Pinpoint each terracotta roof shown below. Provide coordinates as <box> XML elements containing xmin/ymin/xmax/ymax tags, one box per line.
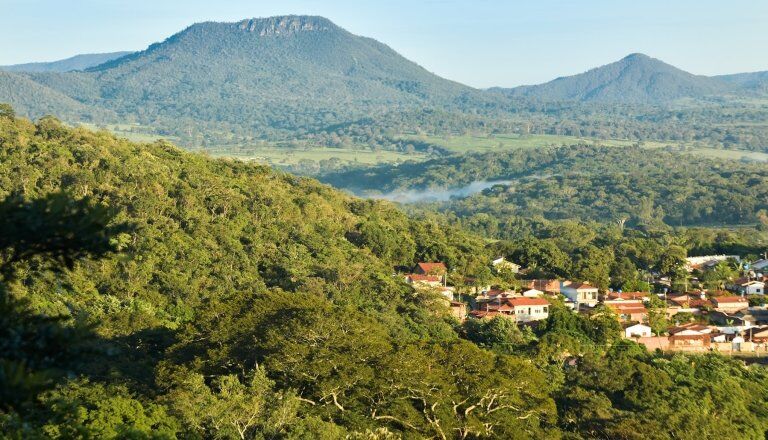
<box><xmin>416</xmin><ymin>262</ymin><xmax>447</xmax><ymax>274</ymax></box>
<box><xmin>607</xmin><ymin>303</ymin><xmax>648</xmax><ymax>314</ymax></box>
<box><xmin>607</xmin><ymin>291</ymin><xmax>650</xmax><ymax>300</ymax></box>
<box><xmin>566</xmin><ymin>282</ymin><xmax>597</xmax><ymax>290</ymax></box>
<box><xmin>486</xmin><ymin>289</ymin><xmax>515</xmax><ymax>298</ymax></box>
<box><xmin>509</xmin><ymin>297</ymin><xmax>549</xmax><ymax>306</ymax></box>
<box><xmin>713</xmin><ymin>296</ymin><xmax>748</xmax><ymax>304</ymax></box>
<box><xmin>525</xmin><ymin>279</ymin><xmax>561</xmax><ymax>292</ymax></box>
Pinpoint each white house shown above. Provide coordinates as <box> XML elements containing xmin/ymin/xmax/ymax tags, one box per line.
<box><xmin>507</xmin><ymin>297</ymin><xmax>550</xmax><ymax>323</ymax></box>
<box><xmin>521</xmin><ymin>288</ymin><xmax>544</xmax><ymax>297</ymax></box>
<box><xmin>624</xmin><ymin>323</ymin><xmax>652</xmax><ymax>338</ymax></box>
<box><xmin>740</xmin><ymin>281</ymin><xmax>765</xmax><ymax>296</ymax></box>
<box><xmin>491</xmin><ymin>257</ymin><xmax>520</xmax><ymax>274</ymax></box>
<box><xmin>560</xmin><ymin>281</ymin><xmax>599</xmax><ymax>307</ymax></box>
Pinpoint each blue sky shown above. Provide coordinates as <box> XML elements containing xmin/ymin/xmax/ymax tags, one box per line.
<box><xmin>1</xmin><ymin>0</ymin><xmax>767</xmax><ymax>88</ymax></box>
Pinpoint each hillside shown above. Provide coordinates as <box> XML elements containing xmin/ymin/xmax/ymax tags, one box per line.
<box><xmin>0</xmin><ymin>51</ymin><xmax>132</xmax><ymax>73</ymax></box>
<box><xmin>3</xmin><ymin>111</ymin><xmax>768</xmax><ymax>437</ymax></box>
<box><xmin>497</xmin><ymin>53</ymin><xmax>737</xmax><ymax>103</ymax></box>
<box><xmin>0</xmin><ymin>71</ymin><xmax>113</xmax><ymax>121</ymax></box>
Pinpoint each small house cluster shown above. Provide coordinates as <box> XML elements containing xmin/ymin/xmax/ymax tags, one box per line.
<box><xmin>400</xmin><ymin>253</ymin><xmax>768</xmax><ymax>354</ymax></box>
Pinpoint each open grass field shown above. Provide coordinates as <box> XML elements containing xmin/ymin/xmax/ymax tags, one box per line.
<box><xmin>401</xmin><ymin>133</ymin><xmax>768</xmax><ymax>161</ymax></box>
<box><xmin>212</xmin><ymin>147</ymin><xmax>428</xmax><ymax>166</ymax></box>
<box><xmin>79</xmin><ymin>122</ymin><xmax>768</xmax><ymax>167</ymax></box>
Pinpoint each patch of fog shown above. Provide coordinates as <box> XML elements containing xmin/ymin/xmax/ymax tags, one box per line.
<box><xmin>367</xmin><ymin>180</ymin><xmax>513</xmax><ymax>203</ymax></box>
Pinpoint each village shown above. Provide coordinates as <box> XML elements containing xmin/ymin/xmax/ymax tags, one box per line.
<box><xmin>402</xmin><ymin>254</ymin><xmax>768</xmax><ymax>355</ymax></box>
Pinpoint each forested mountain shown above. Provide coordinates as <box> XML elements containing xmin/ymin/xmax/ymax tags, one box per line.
<box><xmin>0</xmin><ymin>51</ymin><xmax>132</xmax><ymax>73</ymax></box>
<box><xmin>0</xmin><ymin>16</ymin><xmax>490</xmax><ymax>143</ymax></box>
<box><xmin>495</xmin><ymin>53</ymin><xmax>738</xmax><ymax>103</ymax></box>
<box><xmin>0</xmin><ymin>71</ymin><xmax>115</xmax><ymax>122</ymax></box>
<box><xmin>2</xmin><ymin>17</ymin><xmax>767</xmax><ymax>152</ymax></box>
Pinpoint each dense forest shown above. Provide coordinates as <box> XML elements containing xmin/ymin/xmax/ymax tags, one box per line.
<box><xmin>322</xmin><ymin>145</ymin><xmax>768</xmax><ymax>227</ymax></box>
<box><xmin>2</xmin><ymin>108</ymin><xmax>768</xmax><ymax>438</ymax></box>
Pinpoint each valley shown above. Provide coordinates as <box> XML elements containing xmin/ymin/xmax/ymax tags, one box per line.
<box><xmin>2</xmin><ymin>9</ymin><xmax>768</xmax><ymax>440</ymax></box>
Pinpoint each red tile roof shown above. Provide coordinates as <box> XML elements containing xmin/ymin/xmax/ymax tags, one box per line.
<box><xmin>607</xmin><ymin>291</ymin><xmax>650</xmax><ymax>300</ymax></box>
<box><xmin>509</xmin><ymin>297</ymin><xmax>550</xmax><ymax>306</ymax></box>
<box><xmin>416</xmin><ymin>262</ymin><xmax>447</xmax><ymax>274</ymax></box>
<box><xmin>607</xmin><ymin>303</ymin><xmax>648</xmax><ymax>314</ymax></box>
<box><xmin>567</xmin><ymin>282</ymin><xmax>597</xmax><ymax>290</ymax></box>
<box><xmin>713</xmin><ymin>296</ymin><xmax>748</xmax><ymax>304</ymax></box>
<box><xmin>525</xmin><ymin>279</ymin><xmax>561</xmax><ymax>292</ymax></box>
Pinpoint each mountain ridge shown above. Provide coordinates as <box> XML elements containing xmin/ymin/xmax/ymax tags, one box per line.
<box><xmin>0</xmin><ymin>16</ymin><xmax>766</xmax><ymax>148</ymax></box>
<box><xmin>495</xmin><ymin>52</ymin><xmax>739</xmax><ymax>103</ymax></box>
<box><xmin>0</xmin><ymin>51</ymin><xmax>133</xmax><ymax>73</ymax></box>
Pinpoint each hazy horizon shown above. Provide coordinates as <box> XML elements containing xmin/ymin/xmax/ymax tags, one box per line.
<box><xmin>2</xmin><ymin>0</ymin><xmax>767</xmax><ymax>88</ymax></box>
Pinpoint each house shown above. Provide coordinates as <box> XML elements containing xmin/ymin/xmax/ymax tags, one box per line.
<box><xmin>744</xmin><ymin>326</ymin><xmax>768</xmax><ymax>343</ymax></box>
<box><xmin>606</xmin><ymin>302</ymin><xmax>648</xmax><ymax>323</ymax></box>
<box><xmin>473</xmin><ymin>297</ymin><xmax>550</xmax><ymax>323</ymax></box>
<box><xmin>414</xmin><ymin>262</ymin><xmax>447</xmax><ymax>276</ymax></box>
<box><xmin>524</xmin><ymin>279</ymin><xmax>561</xmax><ymax>294</ymax></box>
<box><xmin>709</xmin><ymin>310</ymin><xmax>751</xmax><ymax>327</ymax></box>
<box><xmin>667</xmin><ymin>293</ymin><xmax>712</xmax><ymax>309</ymax></box>
<box><xmin>685</xmin><ymin>255</ymin><xmax>740</xmax><ymax>272</ymax></box>
<box><xmin>605</xmin><ymin>291</ymin><xmax>650</xmax><ymax>301</ymax></box>
<box><xmin>737</xmin><ymin>281</ymin><xmax>765</xmax><ymax>296</ymax></box>
<box><xmin>411</xmin><ymin>262</ymin><xmax>447</xmax><ymax>285</ymax></box>
<box><xmin>667</xmin><ymin>325</ymin><xmax>714</xmax><ymax>351</ymax></box>
<box><xmin>506</xmin><ymin>297</ymin><xmax>550</xmax><ymax>323</ymax></box>
<box><xmin>521</xmin><ymin>288</ymin><xmax>544</xmax><ymax>298</ymax></box>
<box><xmin>449</xmin><ymin>301</ymin><xmax>467</xmax><ymax>321</ymax></box>
<box><xmin>668</xmin><ymin>333</ymin><xmax>711</xmax><ymax>351</ymax></box>
<box><xmin>712</xmin><ymin>296</ymin><xmax>749</xmax><ymax>313</ymax></box>
<box><xmin>625</xmin><ymin>323</ymin><xmax>652</xmax><ymax>338</ymax></box>
<box><xmin>485</xmin><ymin>289</ymin><xmax>517</xmax><ymax>299</ymax></box>
<box><xmin>560</xmin><ymin>281</ymin><xmax>599</xmax><ymax>307</ymax></box>
<box><xmin>491</xmin><ymin>257</ymin><xmax>520</xmax><ymax>273</ymax></box>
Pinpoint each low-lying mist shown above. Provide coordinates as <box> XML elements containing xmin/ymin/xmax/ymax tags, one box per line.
<box><xmin>366</xmin><ymin>180</ymin><xmax>513</xmax><ymax>203</ymax></box>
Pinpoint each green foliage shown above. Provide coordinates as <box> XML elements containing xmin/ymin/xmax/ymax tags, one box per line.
<box><xmin>325</xmin><ymin>145</ymin><xmax>768</xmax><ymax>227</ymax></box>
<box><xmin>3</xmin><ymin>111</ymin><xmax>768</xmax><ymax>439</ymax></box>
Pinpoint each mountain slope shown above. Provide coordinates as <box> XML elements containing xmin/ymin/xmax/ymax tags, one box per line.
<box><xmin>0</xmin><ymin>51</ymin><xmax>133</xmax><ymax>73</ymax></box>
<box><xmin>0</xmin><ymin>16</ymin><xmax>484</xmax><ymax>141</ymax></box>
<box><xmin>0</xmin><ymin>71</ymin><xmax>111</xmax><ymax>121</ymax></box>
<box><xmin>498</xmin><ymin>53</ymin><xmax>736</xmax><ymax>103</ymax></box>
<box><xmin>716</xmin><ymin>71</ymin><xmax>768</xmax><ymax>93</ymax></box>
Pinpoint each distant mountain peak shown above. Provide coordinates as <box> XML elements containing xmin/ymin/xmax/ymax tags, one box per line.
<box><xmin>621</xmin><ymin>52</ymin><xmax>652</xmax><ymax>61</ymax></box>
<box><xmin>503</xmin><ymin>53</ymin><xmax>734</xmax><ymax>103</ymax></box>
<box><xmin>236</xmin><ymin>15</ymin><xmax>337</xmax><ymax>36</ymax></box>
